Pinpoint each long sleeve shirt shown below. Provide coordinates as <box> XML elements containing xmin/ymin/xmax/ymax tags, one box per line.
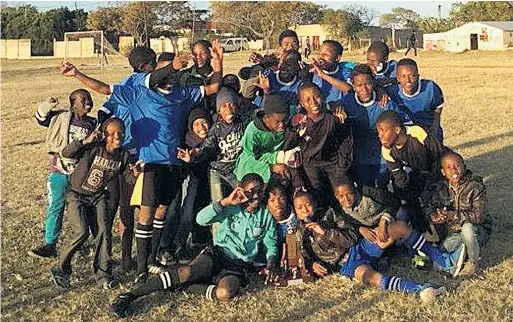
<box><xmin>62</xmin><ymin>140</ymin><xmax>135</xmax><ymax>196</ymax></box>
<box><xmin>197</xmin><ymin>202</ymin><xmax>278</xmax><ymax>264</ymax></box>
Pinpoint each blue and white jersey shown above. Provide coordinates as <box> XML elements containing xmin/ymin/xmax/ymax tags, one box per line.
<box><xmin>109</xmin><ymin>83</ymin><xmax>204</xmax><ymax>165</ymax></box>
<box><xmin>253</xmin><ymin>70</ymin><xmax>303</xmax><ymax>114</ymax></box>
<box><xmin>101</xmin><ymin>72</ymin><xmax>148</xmax><ymax>153</ymax></box>
<box><xmin>374</xmin><ymin>60</ymin><xmax>397</xmax><ymax>80</ymax></box>
<box><xmin>312</xmin><ymin>61</ymin><xmax>357</xmax><ymax>104</ymax></box>
<box><xmin>386</xmin><ymin>79</ymin><xmax>444</xmax><ymax>135</ymax></box>
<box><xmin>343</xmin><ymin>91</ymin><xmax>403</xmax><ymax>166</ymax></box>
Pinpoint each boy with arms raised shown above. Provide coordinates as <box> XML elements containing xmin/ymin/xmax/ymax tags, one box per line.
<box><xmin>110</xmin><ymin>173</ymin><xmax>278</xmax><ymax>317</ymax></box>
<box><xmin>29</xmin><ymin>90</ymin><xmax>97</xmax><ymax>259</ymax></box>
<box><xmin>60</xmin><ymin>40</ymin><xmax>224</xmax><ymax>284</ymax></box>
<box><xmin>423</xmin><ymin>152</ymin><xmax>492</xmax><ymax>277</ymax></box>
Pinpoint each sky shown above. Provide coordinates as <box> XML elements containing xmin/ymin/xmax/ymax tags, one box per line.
<box><xmin>8</xmin><ymin>0</ymin><xmax>458</xmax><ymax>23</ymax></box>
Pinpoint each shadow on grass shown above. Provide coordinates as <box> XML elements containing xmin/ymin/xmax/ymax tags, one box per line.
<box><xmin>462</xmin><ymin>140</ymin><xmax>513</xmax><ymax>270</ymax></box>
<box><xmin>451</xmin><ymin>131</ymin><xmax>513</xmax><ymax>150</ymax></box>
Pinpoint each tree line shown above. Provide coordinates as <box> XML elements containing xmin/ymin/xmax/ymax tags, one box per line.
<box><xmin>1</xmin><ymin>1</ymin><xmax>512</xmax><ymax>55</ymax></box>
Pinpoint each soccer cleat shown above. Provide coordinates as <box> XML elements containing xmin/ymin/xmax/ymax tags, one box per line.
<box><xmin>28</xmin><ymin>244</ymin><xmax>57</xmax><ymax>259</ymax></box>
<box><xmin>110</xmin><ymin>293</ymin><xmax>134</xmax><ymax>318</ymax></box>
<box><xmin>450</xmin><ymin>244</ymin><xmax>467</xmax><ymax>277</ymax></box>
<box><xmin>50</xmin><ymin>267</ymin><xmax>70</xmax><ymax>291</ymax></box>
<box><xmin>99</xmin><ymin>277</ymin><xmax>118</xmax><ymax>290</ymax></box>
<box><xmin>148</xmin><ymin>264</ymin><xmax>165</xmax><ymax>275</ymax></box>
<box><xmin>419</xmin><ymin>285</ymin><xmax>447</xmax><ymax>303</ymax></box>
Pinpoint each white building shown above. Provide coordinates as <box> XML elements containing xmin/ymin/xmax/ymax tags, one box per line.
<box><xmin>424</xmin><ymin>21</ymin><xmax>513</xmax><ymax>52</ymax></box>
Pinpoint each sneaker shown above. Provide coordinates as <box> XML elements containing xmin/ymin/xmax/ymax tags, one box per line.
<box><xmin>419</xmin><ymin>285</ymin><xmax>447</xmax><ymax>303</ymax></box>
<box><xmin>50</xmin><ymin>267</ymin><xmax>70</xmax><ymax>291</ymax></box>
<box><xmin>28</xmin><ymin>244</ymin><xmax>57</xmax><ymax>259</ymax></box>
<box><xmin>148</xmin><ymin>264</ymin><xmax>165</xmax><ymax>275</ymax></box>
<box><xmin>98</xmin><ymin>277</ymin><xmax>118</xmax><ymax>290</ymax></box>
<box><xmin>159</xmin><ymin>251</ymin><xmax>177</xmax><ymax>267</ymax></box>
<box><xmin>111</xmin><ymin>293</ymin><xmax>134</xmax><ymax>318</ymax></box>
<box><xmin>459</xmin><ymin>262</ymin><xmax>478</xmax><ymax>277</ymax></box>
<box><xmin>450</xmin><ymin>244</ymin><xmax>467</xmax><ymax>277</ymax></box>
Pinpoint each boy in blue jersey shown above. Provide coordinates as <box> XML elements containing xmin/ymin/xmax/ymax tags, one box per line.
<box><xmin>60</xmin><ymin>39</ymin><xmax>224</xmax><ymax>284</ymax></box>
<box><xmin>293</xmin><ymin>190</ymin><xmax>465</xmax><ymax>303</ymax></box>
<box><xmin>242</xmin><ymin>49</ymin><xmax>304</xmax><ymax>114</ymax></box>
<box><xmin>366</xmin><ymin>41</ymin><xmax>398</xmax><ymax>88</ymax></box>
<box><xmin>310</xmin><ymin>40</ymin><xmax>356</xmax><ymax>105</ymax></box>
<box><xmin>110</xmin><ymin>173</ymin><xmax>279</xmax><ymax>317</ymax></box>
<box><xmin>343</xmin><ymin>64</ymin><xmax>403</xmax><ymax>188</ymax></box>
<box><xmin>386</xmin><ymin>58</ymin><xmax>445</xmax><ymax>141</ymax></box>
<box><xmin>99</xmin><ymin>46</ymin><xmax>158</xmax><ymax>272</ymax></box>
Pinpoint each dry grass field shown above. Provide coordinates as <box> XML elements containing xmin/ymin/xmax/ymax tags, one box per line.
<box><xmin>2</xmin><ymin>50</ymin><xmax>513</xmax><ymax>321</ymax></box>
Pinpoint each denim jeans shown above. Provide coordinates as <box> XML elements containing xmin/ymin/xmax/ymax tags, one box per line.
<box><xmin>442</xmin><ymin>223</ymin><xmax>490</xmax><ymax>263</ymax></box>
<box><xmin>209</xmin><ymin>169</ymin><xmax>237</xmax><ymax>202</ymax></box>
<box><xmin>44</xmin><ymin>172</ymin><xmax>69</xmax><ymax>245</ymax></box>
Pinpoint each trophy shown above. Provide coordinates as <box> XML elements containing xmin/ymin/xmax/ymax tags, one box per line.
<box><xmin>276</xmin><ymin>232</ymin><xmax>314</xmax><ymax>286</ymax></box>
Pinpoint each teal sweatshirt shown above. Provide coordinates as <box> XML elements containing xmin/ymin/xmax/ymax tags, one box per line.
<box><xmin>197</xmin><ymin>201</ymin><xmax>278</xmax><ymax>264</ymax></box>
<box><xmin>234</xmin><ymin>112</ymin><xmax>285</xmax><ymax>183</ymax></box>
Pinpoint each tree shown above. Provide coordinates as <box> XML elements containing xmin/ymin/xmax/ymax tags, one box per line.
<box><xmin>321</xmin><ymin>9</ymin><xmax>364</xmax><ymax>42</ymax></box>
<box><xmin>211</xmin><ymin>1</ymin><xmax>318</xmax><ymax>49</ymax></box>
<box><xmin>379</xmin><ymin>7</ymin><xmax>420</xmax><ymax>29</ymax></box>
<box><xmin>417</xmin><ymin>17</ymin><xmax>455</xmax><ymax>33</ymax></box>
<box><xmin>87</xmin><ymin>6</ymin><xmax>124</xmax><ymax>46</ymax></box>
<box><xmin>345</xmin><ymin>4</ymin><xmax>378</xmax><ymax>27</ymax></box>
<box><xmin>449</xmin><ymin>1</ymin><xmax>513</xmax><ymax>26</ymax></box>
<box><xmin>289</xmin><ymin>2</ymin><xmax>325</xmax><ymax>27</ymax></box>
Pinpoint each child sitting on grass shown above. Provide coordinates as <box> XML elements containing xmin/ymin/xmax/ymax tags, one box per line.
<box><xmin>293</xmin><ymin>189</ymin><xmax>467</xmax><ymax>303</ymax></box>
<box><xmin>50</xmin><ymin>118</ymin><xmax>138</xmax><ymax>290</ymax></box>
<box><xmin>110</xmin><ymin>173</ymin><xmax>278</xmax><ymax>317</ymax></box>
<box><xmin>423</xmin><ymin>152</ymin><xmax>492</xmax><ymax>277</ymax></box>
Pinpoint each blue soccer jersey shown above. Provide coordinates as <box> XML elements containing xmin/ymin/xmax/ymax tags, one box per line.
<box><xmin>101</xmin><ymin>72</ymin><xmax>148</xmax><ymax>152</ymax></box>
<box><xmin>312</xmin><ymin>61</ymin><xmax>357</xmax><ymax>104</ymax></box>
<box><xmin>253</xmin><ymin>70</ymin><xmax>303</xmax><ymax>114</ymax></box>
<box><xmin>386</xmin><ymin>79</ymin><xmax>444</xmax><ymax>137</ymax></box>
<box><xmin>374</xmin><ymin>60</ymin><xmax>397</xmax><ymax>80</ymax></box>
<box><xmin>343</xmin><ymin>91</ymin><xmax>402</xmax><ymax>166</ymax></box>
<box><xmin>109</xmin><ymin>84</ymin><xmax>203</xmax><ymax>165</ymax></box>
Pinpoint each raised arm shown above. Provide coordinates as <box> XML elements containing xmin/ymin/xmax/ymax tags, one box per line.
<box><xmin>310</xmin><ymin>58</ymin><xmax>352</xmax><ymax>94</ymax></box>
<box><xmin>61</xmin><ymin>62</ymin><xmax>111</xmax><ymax>95</ymax></box>
<box><xmin>204</xmin><ymin>39</ymin><xmax>223</xmax><ymax>96</ymax></box>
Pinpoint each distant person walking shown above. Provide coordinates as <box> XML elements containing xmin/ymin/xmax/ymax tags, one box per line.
<box><xmin>405</xmin><ymin>30</ymin><xmax>417</xmax><ymax>57</ymax></box>
<box><xmin>305</xmin><ymin>36</ymin><xmax>312</xmax><ymax>59</ymax></box>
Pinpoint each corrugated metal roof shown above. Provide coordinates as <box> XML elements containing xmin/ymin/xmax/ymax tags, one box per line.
<box><xmin>478</xmin><ymin>21</ymin><xmax>513</xmax><ymax>31</ymax></box>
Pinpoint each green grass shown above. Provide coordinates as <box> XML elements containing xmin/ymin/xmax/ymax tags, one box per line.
<box><xmin>2</xmin><ymin>51</ymin><xmax>513</xmax><ymax>321</ymax></box>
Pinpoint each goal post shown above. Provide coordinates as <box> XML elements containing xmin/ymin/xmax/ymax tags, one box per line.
<box><xmin>64</xmin><ymin>31</ymin><xmax>120</xmax><ymax>69</ymax></box>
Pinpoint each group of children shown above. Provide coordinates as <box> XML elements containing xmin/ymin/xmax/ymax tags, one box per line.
<box><xmin>29</xmin><ymin>29</ymin><xmax>492</xmax><ymax>317</ymax></box>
